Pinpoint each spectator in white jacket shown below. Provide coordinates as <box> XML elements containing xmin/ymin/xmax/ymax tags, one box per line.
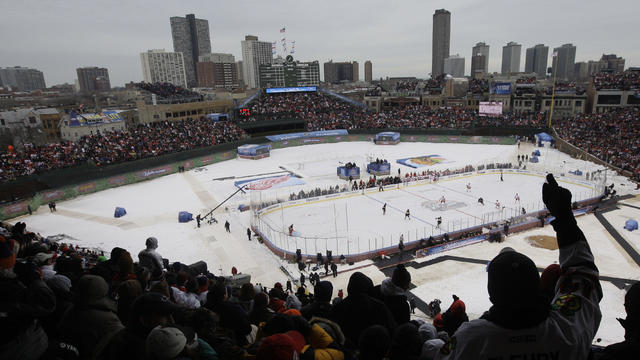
<box><xmin>138</xmin><ymin>237</ymin><xmax>164</xmax><ymax>278</ymax></box>
<box><xmin>443</xmin><ymin>174</ymin><xmax>602</xmax><ymax>359</ymax></box>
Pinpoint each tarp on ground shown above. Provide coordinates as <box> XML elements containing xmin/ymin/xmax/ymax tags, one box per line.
<box><xmin>179</xmin><ymin>211</ymin><xmax>193</xmax><ymax>223</ymax></box>
<box><xmin>535</xmin><ymin>132</ymin><xmax>555</xmax><ymax>144</ymax></box>
<box><xmin>624</xmin><ymin>219</ymin><xmax>638</xmax><ymax>231</ymax></box>
<box><xmin>114</xmin><ymin>207</ymin><xmax>127</xmax><ymax>218</ymax></box>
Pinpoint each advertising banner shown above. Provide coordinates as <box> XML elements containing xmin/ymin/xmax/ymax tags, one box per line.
<box><xmin>396</xmin><ymin>154</ymin><xmax>449</xmax><ymax>168</ymax></box>
<box><xmin>266</xmin><ymin>86</ymin><xmax>317</xmax><ymax>93</ymax></box>
<box><xmin>479</xmin><ymin>102</ymin><xmax>503</xmax><ymax>116</ymax></box>
<box><xmin>136</xmin><ymin>165</ymin><xmax>173</xmax><ymax>180</ymax></box>
<box><xmin>266</xmin><ymin>130</ymin><xmax>348</xmax><ymax>142</ymax></box>
<box><xmin>234</xmin><ymin>174</ymin><xmax>306</xmax><ymax>190</ymax></box>
<box><xmin>490</xmin><ymin>82</ymin><xmax>511</xmax><ymax>95</ymax></box>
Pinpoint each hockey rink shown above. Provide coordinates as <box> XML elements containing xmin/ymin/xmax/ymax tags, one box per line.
<box><xmin>8</xmin><ymin>140</ymin><xmax>640</xmax><ymax>346</ymax></box>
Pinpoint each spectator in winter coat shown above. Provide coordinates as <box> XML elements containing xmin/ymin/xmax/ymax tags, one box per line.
<box><xmin>90</xmin><ymin>247</ymin><xmax>127</xmax><ymax>284</ymax></box>
<box><xmin>0</xmin><ymin>236</ymin><xmax>56</xmax><ymax>360</ymax></box>
<box><xmin>433</xmin><ymin>294</ymin><xmax>469</xmax><ymax>336</ymax></box>
<box><xmin>389</xmin><ymin>322</ymin><xmax>423</xmax><ymax>360</ymax></box>
<box><xmin>371</xmin><ymin>264</ymin><xmax>412</xmax><ymax>325</ymax></box>
<box><xmin>599</xmin><ymin>281</ymin><xmax>640</xmax><ymax>359</ymax></box>
<box><xmin>302</xmin><ymin>281</ymin><xmax>334</xmax><ymax>320</ymax></box>
<box><xmin>330</xmin><ymin>271</ymin><xmax>396</xmax><ymax>347</ymax></box>
<box><xmin>446</xmin><ymin>174</ymin><xmax>602</xmax><ymax>359</ymax></box>
<box><xmin>205</xmin><ymin>281</ymin><xmax>253</xmax><ymax>346</ymax></box>
<box><xmin>138</xmin><ymin>237</ymin><xmax>164</xmax><ymax>276</ymax></box>
<box><xmin>58</xmin><ymin>275</ymin><xmax>124</xmax><ymax>358</ymax></box>
<box><xmin>358</xmin><ymin>325</ymin><xmax>391</xmax><ymax>360</ymax></box>
<box><xmin>98</xmin><ymin>292</ymin><xmax>180</xmax><ymax>360</ymax></box>
<box><xmin>115</xmin><ymin>279</ymin><xmax>143</xmax><ymax>325</ymax></box>
<box><xmin>249</xmin><ymin>292</ymin><xmax>275</xmax><ymax>326</ymax></box>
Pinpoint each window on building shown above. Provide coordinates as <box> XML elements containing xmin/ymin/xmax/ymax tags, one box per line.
<box><xmin>575</xmin><ymin>101</ymin><xmax>582</xmax><ymax>106</ymax></box>
<box><xmin>29</xmin><ymin>116</ymin><xmax>36</xmax><ymax>124</ymax></box>
<box><xmin>166</xmin><ymin>113</ymin><xmax>172</xmax><ymax>118</ymax></box>
<box><xmin>545</xmin><ymin>100</ymin><xmax>551</xmax><ymax>106</ymax></box>
<box><xmin>153</xmin><ymin>114</ymin><xmax>160</xmax><ymax>119</ymax></box>
<box><xmin>524</xmin><ymin>101</ymin><xmax>532</xmax><ymax>107</ymax></box>
<box><xmin>1</xmin><ymin>119</ymin><xmax>5</xmax><ymax>125</ymax></box>
<box><xmin>180</xmin><ymin>111</ymin><xmax>186</xmax><ymax>117</ymax></box>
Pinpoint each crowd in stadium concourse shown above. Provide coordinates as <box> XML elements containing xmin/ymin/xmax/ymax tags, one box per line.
<box><xmin>1</xmin><ymin>174</ymin><xmax>637</xmax><ymax>359</ymax></box>
<box><xmin>468</xmin><ymin>79</ymin><xmax>489</xmax><ymax>94</ymax></box>
<box><xmin>139</xmin><ymin>82</ymin><xmax>201</xmax><ymax>100</ymax></box>
<box><xmin>516</xmin><ymin>76</ymin><xmax>537</xmax><ymax>84</ymax></box>
<box><xmin>592</xmin><ymin>71</ymin><xmax>640</xmax><ymax>90</ymax></box>
<box><xmin>0</xmin><ymin>118</ymin><xmax>247</xmax><ymax>181</ymax></box>
<box><xmin>394</xmin><ymin>81</ymin><xmax>418</xmax><ymax>92</ymax></box>
<box><xmin>554</xmin><ymin>107</ymin><xmax>640</xmax><ymax>181</ymax></box>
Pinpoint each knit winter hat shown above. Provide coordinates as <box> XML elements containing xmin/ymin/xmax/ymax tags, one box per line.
<box><xmin>146</xmin><ymin>237</ymin><xmax>159</xmax><ymax>249</ymax></box>
<box><xmin>358</xmin><ymin>325</ymin><xmax>391</xmax><ymax>360</ymax></box>
<box><xmin>314</xmin><ymin>281</ymin><xmax>333</xmax><ymax>302</ymax></box>
<box><xmin>75</xmin><ymin>275</ymin><xmax>109</xmax><ymax>305</ymax></box>
<box><xmin>421</xmin><ymin>339</ymin><xmax>445</xmax><ymax>360</ymax></box>
<box><xmin>488</xmin><ymin>248</ymin><xmax>540</xmax><ymax>306</ymax></box>
<box><xmin>418</xmin><ymin>323</ymin><xmax>438</xmax><ymax>342</ymax></box>
<box><xmin>146</xmin><ymin>326</ymin><xmax>187</xmax><ymax>360</ymax></box>
<box><xmin>257</xmin><ymin>330</ymin><xmax>306</xmax><ymax>360</ymax></box>
<box><xmin>34</xmin><ymin>252</ymin><xmax>54</xmax><ymax>265</ymax></box>
<box><xmin>347</xmin><ymin>271</ymin><xmax>373</xmax><ymax>295</ymax></box>
<box><xmin>625</xmin><ymin>281</ymin><xmax>640</xmax><ymax>327</ymax></box>
<box><xmin>391</xmin><ymin>264</ymin><xmax>411</xmax><ymax>290</ymax></box>
<box><xmin>0</xmin><ymin>235</ymin><xmax>15</xmax><ymax>270</ymax></box>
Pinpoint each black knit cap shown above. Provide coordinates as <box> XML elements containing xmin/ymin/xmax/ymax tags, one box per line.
<box><xmin>487</xmin><ymin>248</ymin><xmax>540</xmax><ymax>307</ymax></box>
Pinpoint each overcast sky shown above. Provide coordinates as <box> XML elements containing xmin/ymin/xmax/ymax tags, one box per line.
<box><xmin>1</xmin><ymin>0</ymin><xmax>638</xmax><ymax>87</ymax></box>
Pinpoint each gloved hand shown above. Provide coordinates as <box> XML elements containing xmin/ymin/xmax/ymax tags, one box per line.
<box><xmin>542</xmin><ymin>174</ymin><xmax>576</xmax><ymax>226</ymax></box>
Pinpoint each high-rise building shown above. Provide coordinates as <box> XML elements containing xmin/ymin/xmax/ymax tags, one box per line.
<box><xmin>259</xmin><ymin>56</ymin><xmax>320</xmax><ymax>88</ymax></box>
<box><xmin>76</xmin><ymin>67</ymin><xmax>110</xmax><ymax>93</ymax></box>
<box><xmin>0</xmin><ymin>66</ymin><xmax>46</xmax><ymax>91</ymax></box>
<box><xmin>431</xmin><ymin>9</ymin><xmax>451</xmax><ymax>77</ymax></box>
<box><xmin>140</xmin><ymin>49</ymin><xmax>187</xmax><ymax>87</ymax></box>
<box><xmin>170</xmin><ymin>14</ymin><xmax>211</xmax><ymax>88</ymax></box>
<box><xmin>236</xmin><ymin>61</ymin><xmax>244</xmax><ymax>88</ymax></box>
<box><xmin>574</xmin><ymin>62</ymin><xmax>589</xmax><ymax>82</ymax></box>
<box><xmin>501</xmin><ymin>42</ymin><xmax>521</xmax><ymax>74</ymax></box>
<box><xmin>364</xmin><ymin>61</ymin><xmax>373</xmax><ymax>83</ymax></box>
<box><xmin>524</xmin><ymin>44</ymin><xmax>549</xmax><ymax>78</ymax></box>
<box><xmin>600</xmin><ymin>54</ymin><xmax>625</xmax><ymax>73</ymax></box>
<box><xmin>241</xmin><ymin>35</ymin><xmax>273</xmax><ymax>89</ymax></box>
<box><xmin>197</xmin><ymin>53</ymin><xmax>238</xmax><ymax>89</ymax></box>
<box><xmin>472</xmin><ymin>42</ymin><xmax>490</xmax><ymax>74</ymax></box>
<box><xmin>587</xmin><ymin>60</ymin><xmax>605</xmax><ymax>76</ymax></box>
<box><xmin>471</xmin><ymin>55</ymin><xmax>486</xmax><ymax>78</ymax></box>
<box><xmin>443</xmin><ymin>55</ymin><xmax>465</xmax><ymax>77</ymax></box>
<box><xmin>323</xmin><ymin>61</ymin><xmax>359</xmax><ymax>83</ymax></box>
<box><xmin>552</xmin><ymin>43</ymin><xmax>576</xmax><ymax>80</ymax></box>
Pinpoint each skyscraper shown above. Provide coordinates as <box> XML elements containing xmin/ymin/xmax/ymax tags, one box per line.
<box><xmin>364</xmin><ymin>61</ymin><xmax>372</xmax><ymax>83</ymax></box>
<box><xmin>444</xmin><ymin>55</ymin><xmax>465</xmax><ymax>77</ymax></box>
<box><xmin>0</xmin><ymin>66</ymin><xmax>46</xmax><ymax>91</ymax></box>
<box><xmin>197</xmin><ymin>53</ymin><xmax>238</xmax><ymax>89</ymax></box>
<box><xmin>501</xmin><ymin>42</ymin><xmax>521</xmax><ymax>74</ymax></box>
<box><xmin>170</xmin><ymin>14</ymin><xmax>211</xmax><ymax>88</ymax></box>
<box><xmin>140</xmin><ymin>49</ymin><xmax>187</xmax><ymax>87</ymax></box>
<box><xmin>524</xmin><ymin>44</ymin><xmax>549</xmax><ymax>78</ymax></box>
<box><xmin>76</xmin><ymin>67</ymin><xmax>110</xmax><ymax>93</ymax></box>
<box><xmin>600</xmin><ymin>54</ymin><xmax>625</xmax><ymax>73</ymax></box>
<box><xmin>552</xmin><ymin>44</ymin><xmax>576</xmax><ymax>80</ymax></box>
<box><xmin>471</xmin><ymin>55</ymin><xmax>486</xmax><ymax>78</ymax></box>
<box><xmin>431</xmin><ymin>9</ymin><xmax>451</xmax><ymax>77</ymax></box>
<box><xmin>241</xmin><ymin>35</ymin><xmax>273</xmax><ymax>89</ymax></box>
<box><xmin>323</xmin><ymin>61</ymin><xmax>359</xmax><ymax>83</ymax></box>
<box><xmin>472</xmin><ymin>42</ymin><xmax>490</xmax><ymax>74</ymax></box>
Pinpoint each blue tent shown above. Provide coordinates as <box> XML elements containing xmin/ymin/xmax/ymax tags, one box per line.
<box><xmin>536</xmin><ymin>132</ymin><xmax>555</xmax><ymax>147</ymax></box>
<box><xmin>624</xmin><ymin>219</ymin><xmax>638</xmax><ymax>231</ymax></box>
<box><xmin>114</xmin><ymin>207</ymin><xmax>127</xmax><ymax>218</ymax></box>
<box><xmin>530</xmin><ymin>156</ymin><xmax>539</xmax><ymax>163</ymax></box>
<box><xmin>178</xmin><ymin>211</ymin><xmax>193</xmax><ymax>223</ymax></box>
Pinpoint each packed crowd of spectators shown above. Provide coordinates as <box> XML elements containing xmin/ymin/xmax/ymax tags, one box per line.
<box><xmin>0</xmin><ymin>118</ymin><xmax>247</xmax><ymax>181</ymax></box>
<box><xmin>138</xmin><ymin>82</ymin><xmax>201</xmax><ymax>100</ymax></box>
<box><xmin>554</xmin><ymin>107</ymin><xmax>640</xmax><ymax>181</ymax></box>
<box><xmin>239</xmin><ymin>91</ymin><xmax>549</xmax><ymax>133</ymax></box>
<box><xmin>423</xmin><ymin>75</ymin><xmax>445</xmax><ymax>90</ymax></box>
<box><xmin>592</xmin><ymin>71</ymin><xmax>640</xmax><ymax>90</ymax></box>
<box><xmin>543</xmin><ymin>82</ymin><xmax>585</xmax><ymax>95</ymax></box>
<box><xmin>2</xmin><ymin>173</ymin><xmax>636</xmax><ymax>359</ymax></box>
<box><xmin>468</xmin><ymin>79</ymin><xmax>489</xmax><ymax>94</ymax></box>
<box><xmin>516</xmin><ymin>76</ymin><xmax>537</xmax><ymax>84</ymax></box>
<box><xmin>394</xmin><ymin>81</ymin><xmax>418</xmax><ymax>92</ymax></box>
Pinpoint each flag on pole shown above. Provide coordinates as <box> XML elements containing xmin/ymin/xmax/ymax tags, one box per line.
<box><xmin>280</xmin><ymin>27</ymin><xmax>285</xmax><ymax>33</ymax></box>
<box><xmin>552</xmin><ymin>51</ymin><xmax>558</xmax><ymax>57</ymax></box>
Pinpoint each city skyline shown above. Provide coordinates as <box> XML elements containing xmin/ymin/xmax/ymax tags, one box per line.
<box><xmin>1</xmin><ymin>0</ymin><xmax>638</xmax><ymax>87</ymax></box>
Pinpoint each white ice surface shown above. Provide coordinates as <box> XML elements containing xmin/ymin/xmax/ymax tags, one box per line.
<box><xmin>8</xmin><ymin>140</ymin><xmax>640</xmax><ymax>346</ymax></box>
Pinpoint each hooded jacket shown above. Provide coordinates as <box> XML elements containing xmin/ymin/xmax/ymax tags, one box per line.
<box><xmin>371</xmin><ymin>277</ymin><xmax>411</xmax><ymax>325</ymax></box>
<box><xmin>137</xmin><ymin>237</ymin><xmax>163</xmax><ymax>274</ymax></box>
<box><xmin>445</xmin><ymin>223</ymin><xmax>602</xmax><ymax>359</ymax></box>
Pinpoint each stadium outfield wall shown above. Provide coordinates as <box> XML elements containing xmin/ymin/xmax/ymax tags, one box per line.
<box><xmin>0</xmin><ymin>131</ymin><xmax>523</xmax><ymax>220</ymax></box>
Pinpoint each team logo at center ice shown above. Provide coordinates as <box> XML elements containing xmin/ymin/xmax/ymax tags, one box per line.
<box><xmin>396</xmin><ymin>154</ymin><xmax>447</xmax><ymax>168</ymax></box>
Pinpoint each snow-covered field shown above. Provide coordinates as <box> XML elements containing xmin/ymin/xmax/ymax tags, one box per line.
<box><xmin>8</xmin><ymin>139</ymin><xmax>640</xmax><ymax>346</ymax></box>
